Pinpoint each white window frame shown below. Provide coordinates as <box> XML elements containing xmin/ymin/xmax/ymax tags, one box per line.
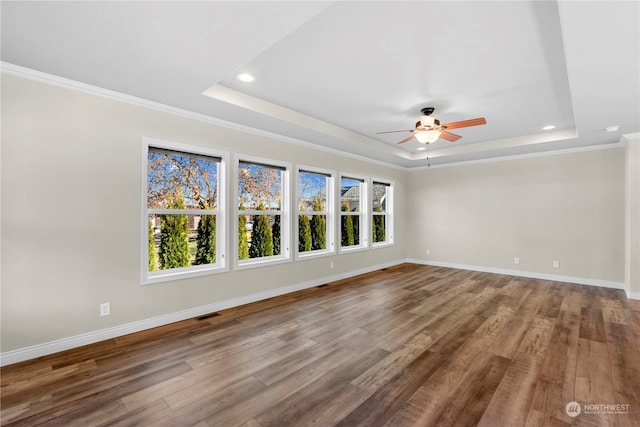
<box><xmin>141</xmin><ymin>137</ymin><xmax>229</xmax><ymax>285</ymax></box>
<box><xmin>338</xmin><ymin>173</ymin><xmax>369</xmax><ymax>253</ymax></box>
<box><xmin>235</xmin><ymin>155</ymin><xmax>291</xmax><ymax>270</ymax></box>
<box><xmin>371</xmin><ymin>179</ymin><xmax>394</xmax><ymax>248</ymax></box>
<box><xmin>295</xmin><ymin>165</ymin><xmax>336</xmax><ymax>260</ymax></box>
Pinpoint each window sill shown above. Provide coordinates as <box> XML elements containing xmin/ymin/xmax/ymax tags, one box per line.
<box><xmin>235</xmin><ymin>255</ymin><xmax>292</xmax><ymax>271</ymax></box>
<box><xmin>372</xmin><ymin>241</ymin><xmax>394</xmax><ymax>249</ymax></box>
<box><xmin>296</xmin><ymin>248</ymin><xmax>336</xmax><ymax>261</ymax></box>
<box><xmin>338</xmin><ymin>245</ymin><xmax>369</xmax><ymax>255</ymax></box>
<box><xmin>143</xmin><ymin>264</ymin><xmax>228</xmax><ymax>285</ymax></box>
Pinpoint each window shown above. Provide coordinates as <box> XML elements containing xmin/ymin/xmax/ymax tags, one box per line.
<box><xmin>340</xmin><ymin>175</ymin><xmax>368</xmax><ymax>251</ymax></box>
<box><xmin>297</xmin><ymin>167</ymin><xmax>335</xmax><ymax>258</ymax></box>
<box><xmin>143</xmin><ymin>140</ymin><xmax>227</xmax><ymax>284</ymax></box>
<box><xmin>237</xmin><ymin>157</ymin><xmax>290</xmax><ymax>267</ymax></box>
<box><xmin>372</xmin><ymin>180</ymin><xmax>393</xmax><ymax>246</ymax></box>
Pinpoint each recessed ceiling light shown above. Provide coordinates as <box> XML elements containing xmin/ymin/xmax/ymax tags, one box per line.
<box><xmin>605</xmin><ymin>125</ymin><xmax>620</xmax><ymax>132</ymax></box>
<box><xmin>541</xmin><ymin>125</ymin><xmax>556</xmax><ymax>130</ymax></box>
<box><xmin>236</xmin><ymin>72</ymin><xmax>255</xmax><ymax>83</ymax></box>
<box><xmin>417</xmin><ymin>147</ymin><xmax>427</xmax><ymax>151</ymax></box>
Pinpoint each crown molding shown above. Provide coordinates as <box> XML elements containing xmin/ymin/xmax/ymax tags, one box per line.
<box><xmin>0</xmin><ymin>62</ymin><xmax>404</xmax><ymax>171</ymax></box>
<box><xmin>408</xmin><ymin>140</ymin><xmax>627</xmax><ymax>171</ymax></box>
<box><xmin>1</xmin><ymin>62</ymin><xmax>630</xmax><ymax>171</ymax></box>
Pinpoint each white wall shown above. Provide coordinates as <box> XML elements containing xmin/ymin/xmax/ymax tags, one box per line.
<box><xmin>406</xmin><ymin>149</ymin><xmax>626</xmax><ymax>284</ymax></box>
<box><xmin>0</xmin><ymin>73</ymin><xmax>407</xmax><ymax>356</ymax></box>
<box><xmin>625</xmin><ymin>135</ymin><xmax>640</xmax><ymax>298</ymax></box>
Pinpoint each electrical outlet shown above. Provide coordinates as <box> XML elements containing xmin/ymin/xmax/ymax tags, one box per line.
<box><xmin>100</xmin><ymin>302</ymin><xmax>110</xmax><ymax>317</ymax></box>
<box><xmin>330</xmin><ymin>261</ymin><xmax>334</xmax><ymax>270</ymax></box>
<box><xmin>514</xmin><ymin>257</ymin><xmax>520</xmax><ymax>265</ymax></box>
<box><xmin>553</xmin><ymin>260</ymin><xmax>560</xmax><ymax>268</ymax></box>
<box><xmin>426</xmin><ymin>249</ymin><xmax>431</xmax><ymax>256</ymax></box>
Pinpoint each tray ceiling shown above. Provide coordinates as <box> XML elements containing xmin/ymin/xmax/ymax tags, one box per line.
<box><xmin>2</xmin><ymin>1</ymin><xmax>638</xmax><ymax>167</ymax></box>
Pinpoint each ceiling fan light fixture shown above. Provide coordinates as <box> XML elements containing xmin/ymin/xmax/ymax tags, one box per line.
<box><xmin>419</xmin><ymin>115</ymin><xmax>436</xmax><ymax>128</ymax></box>
<box><xmin>378</xmin><ymin>107</ymin><xmax>485</xmax><ymax>146</ymax></box>
<box><xmin>415</xmin><ymin>129</ymin><xmax>441</xmax><ymax>144</ymax></box>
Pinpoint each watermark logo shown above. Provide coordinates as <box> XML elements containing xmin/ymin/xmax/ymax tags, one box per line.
<box><xmin>566</xmin><ymin>401</ymin><xmax>581</xmax><ymax>417</ymax></box>
<box><xmin>566</xmin><ymin>401</ymin><xmax>630</xmax><ymax>417</ymax></box>
<box><xmin>583</xmin><ymin>403</ymin><xmax>630</xmax><ymax>415</ymax></box>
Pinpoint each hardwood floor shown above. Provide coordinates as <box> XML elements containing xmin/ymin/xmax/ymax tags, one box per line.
<box><xmin>2</xmin><ymin>264</ymin><xmax>640</xmax><ymax>426</ymax></box>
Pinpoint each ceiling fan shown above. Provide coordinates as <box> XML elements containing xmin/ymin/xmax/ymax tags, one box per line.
<box><xmin>377</xmin><ymin>107</ymin><xmax>487</xmax><ymax>145</ymax></box>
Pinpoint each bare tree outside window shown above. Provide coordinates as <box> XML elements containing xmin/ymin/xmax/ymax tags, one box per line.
<box><xmin>147</xmin><ymin>147</ymin><xmax>220</xmax><ymax>272</ymax></box>
<box><xmin>238</xmin><ymin>161</ymin><xmax>285</xmax><ymax>261</ymax></box>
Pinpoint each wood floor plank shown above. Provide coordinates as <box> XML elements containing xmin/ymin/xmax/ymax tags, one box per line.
<box><xmin>98</xmin><ymin>399</ymin><xmax>173</xmax><ymax>427</ymax></box>
<box><xmin>372</xmin><ymin>312</ymin><xmax>433</xmax><ymax>352</ymax></box>
<box><xmin>575</xmin><ymin>337</ymin><xmax>618</xmax><ymax>427</ymax></box>
<box><xmin>121</xmin><ymin>338</ymin><xmax>314</xmax><ymax>412</ymax></box>
<box><xmin>433</xmin><ymin>352</ymin><xmax>512</xmax><ymax>426</ymax></box>
<box><xmin>152</xmin><ymin>376</ymin><xmax>267</xmax><ymax>426</ymax></box>
<box><xmin>381</xmin><ymin>388</ymin><xmax>450</xmax><ymax>427</ymax></box>
<box><xmin>205</xmin><ymin>347</ymin><xmax>387</xmax><ymax>427</ymax></box>
<box><xmin>540</xmin><ymin>308</ymin><xmax>580</xmax><ymax>383</ymax></box>
<box><xmin>253</xmin><ymin>348</ymin><xmax>387</xmax><ymax>427</ymax></box>
<box><xmin>423</xmin><ymin>333</ymin><xmax>497</xmax><ymax>398</ymax></box>
<box><xmin>539</xmin><ymin>293</ymin><xmax>564</xmax><ymax>319</ymax></box>
<box><xmin>359</xmin><ymin>308</ymin><xmax>419</xmax><ymax>337</ymax></box>
<box><xmin>530</xmin><ymin>376</ymin><xmax>575</xmax><ymax>425</ymax></box>
<box><xmin>524</xmin><ymin>409</ymin><xmax>571</xmax><ymax>427</ymax></box>
<box><xmin>603</xmin><ymin>321</ymin><xmax>640</xmax><ymax>427</ymax></box>
<box><xmin>517</xmin><ymin>316</ymin><xmax>557</xmax><ymax>357</ymax></box>
<box><xmin>561</xmin><ymin>289</ymin><xmax>583</xmax><ymax>314</ymax></box>
<box><xmin>488</xmin><ymin>289</ymin><xmax>550</xmax><ymax>359</ymax></box>
<box><xmin>580</xmin><ymin>306</ymin><xmax>607</xmax><ymax>342</ymax></box>
<box><xmin>2</xmin><ymin>263</ymin><xmax>639</xmax><ymax>427</ymax></box>
<box><xmin>335</xmin><ymin>349</ymin><xmax>445</xmax><ymax>427</ymax></box>
<box><xmin>4</xmin><ymin>362</ymin><xmax>192</xmax><ymax>427</ymax></box>
<box><xmin>351</xmin><ymin>332</ymin><xmax>433</xmax><ymax>392</ymax></box>
<box><xmin>0</xmin><ymin>359</ymin><xmax>96</xmax><ymax>407</ymax></box>
<box><xmin>408</xmin><ymin>278</ymin><xmax>477</xmax><ymax>316</ymax></box>
<box><xmin>251</xmin><ymin>335</ymin><xmax>347</xmax><ymax>386</ymax></box>
<box><xmin>601</xmin><ymin>298</ymin><xmax>628</xmax><ymax>325</ymax></box>
<box><xmin>463</xmin><ymin>285</ymin><xmax>498</xmax><ymax>312</ymax></box>
<box><xmin>477</xmin><ymin>354</ymin><xmax>545</xmax><ymax>427</ymax></box>
<box><xmin>476</xmin><ymin>304</ymin><xmax>515</xmax><ymax>336</ymax></box>
<box><xmin>530</xmin><ymin>309</ymin><xmax>580</xmax><ymax>424</ymax></box>
<box><xmin>266</xmin><ymin>383</ymin><xmax>367</xmax><ymax>427</ymax></box>
<box><xmin>185</xmin><ymin>333</ymin><xmax>288</xmax><ymax>369</ymax></box>
<box><xmin>478</xmin><ymin>315</ymin><xmax>556</xmax><ymax>427</ymax></box>
<box><xmin>0</xmin><ymin>394</ymin><xmax>52</xmax><ymax>426</ymax></box>
<box><xmin>51</xmin><ymin>359</ymin><xmax>193</xmax><ymax>406</ymax></box>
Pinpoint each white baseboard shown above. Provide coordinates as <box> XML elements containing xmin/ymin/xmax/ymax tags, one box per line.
<box><xmin>627</xmin><ymin>290</ymin><xmax>640</xmax><ymax>300</ymax></box>
<box><xmin>3</xmin><ymin>258</ymin><xmax>633</xmax><ymax>366</ymax></box>
<box><xmin>0</xmin><ymin>259</ymin><xmax>404</xmax><ymax>367</ymax></box>
<box><xmin>407</xmin><ymin>258</ymin><xmax>626</xmax><ymax>290</ymax></box>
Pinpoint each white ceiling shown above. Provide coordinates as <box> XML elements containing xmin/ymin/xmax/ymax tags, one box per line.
<box><xmin>2</xmin><ymin>1</ymin><xmax>638</xmax><ymax>168</ymax></box>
